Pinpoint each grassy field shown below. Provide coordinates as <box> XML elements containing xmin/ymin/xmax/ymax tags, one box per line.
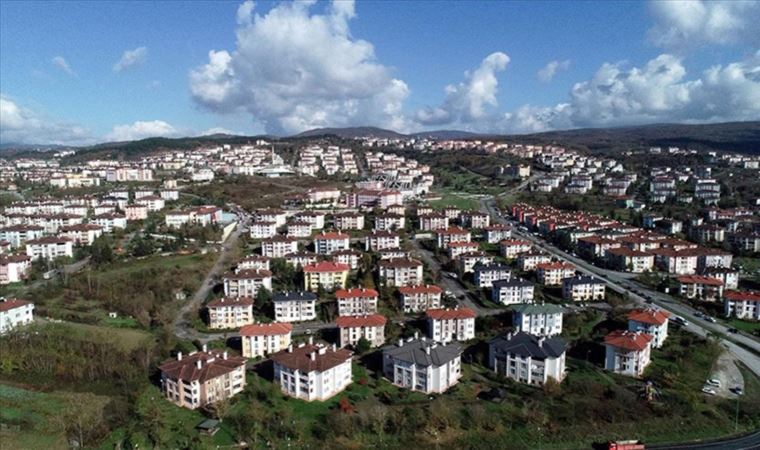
<box><xmin>0</xmin><ymin>384</ymin><xmax>112</xmax><ymax>450</ymax></box>
<box><xmin>50</xmin><ymin>320</ymin><xmax>153</xmax><ymax>352</ymax></box>
<box><xmin>429</xmin><ymin>190</ymin><xmax>481</xmax><ymax>211</ymax></box>
<box><xmin>727</xmin><ymin>318</ymin><xmax>760</xmax><ymax>334</ymax></box>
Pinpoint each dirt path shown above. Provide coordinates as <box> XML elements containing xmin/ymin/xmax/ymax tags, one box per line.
<box><xmin>708</xmin><ymin>350</ymin><xmax>744</xmax><ymax>398</ymax></box>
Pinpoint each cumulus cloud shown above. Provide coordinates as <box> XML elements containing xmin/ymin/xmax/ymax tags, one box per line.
<box><xmin>52</xmin><ymin>56</ymin><xmax>75</xmax><ymax>76</ymax></box>
<box><xmin>113</xmin><ymin>47</ymin><xmax>148</xmax><ymax>72</ymax></box>
<box><xmin>647</xmin><ymin>0</ymin><xmax>760</xmax><ymax>47</ymax></box>
<box><xmin>537</xmin><ymin>59</ymin><xmax>570</xmax><ymax>83</ymax></box>
<box><xmin>198</xmin><ymin>127</ymin><xmax>243</xmax><ymax>136</ymax></box>
<box><xmin>500</xmin><ymin>51</ymin><xmax>760</xmax><ymax>133</ymax></box>
<box><xmin>415</xmin><ymin>52</ymin><xmax>509</xmax><ymax>126</ymax></box>
<box><xmin>189</xmin><ymin>0</ymin><xmax>410</xmax><ymax>135</ymax></box>
<box><xmin>105</xmin><ymin>120</ymin><xmax>178</xmax><ymax>141</ymax></box>
<box><xmin>0</xmin><ymin>95</ymin><xmax>93</xmax><ymax>145</ymax></box>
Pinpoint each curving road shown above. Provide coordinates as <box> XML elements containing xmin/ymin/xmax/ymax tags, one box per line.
<box><xmin>648</xmin><ymin>430</ymin><xmax>760</xmax><ymax>450</ymax></box>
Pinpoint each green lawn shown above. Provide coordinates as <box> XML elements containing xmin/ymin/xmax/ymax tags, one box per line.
<box><xmin>428</xmin><ymin>191</ymin><xmax>481</xmax><ymax>211</ymax></box>
<box><xmin>727</xmin><ymin>318</ymin><xmax>760</xmax><ymax>333</ymax></box>
<box><xmin>53</xmin><ymin>321</ymin><xmax>153</xmax><ymax>352</ymax></box>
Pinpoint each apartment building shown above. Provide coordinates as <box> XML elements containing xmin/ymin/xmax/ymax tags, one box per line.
<box><xmin>517</xmin><ymin>253</ymin><xmax>552</xmax><ymax>272</ymax></box>
<box><xmin>60</xmin><ymin>223</ymin><xmax>103</xmax><ymax>246</ymax></box>
<box><xmin>303</xmin><ymin>261</ymin><xmax>350</xmax><ymax>291</ymax></box>
<box><xmin>374</xmin><ymin>213</ymin><xmax>405</xmax><ymax>231</ymax></box>
<box><xmin>378</xmin><ymin>257</ymin><xmax>424</xmax><ymax>287</ymax></box>
<box><xmin>365</xmin><ymin>230</ymin><xmax>401</xmax><ymax>252</ymax></box>
<box><xmin>273</xmin><ymin>291</ymin><xmax>318</xmax><ymax>322</ymax></box>
<box><xmin>313</xmin><ymin>231</ymin><xmax>350</xmax><ymax>255</ymax></box>
<box><xmin>605</xmin><ymin>247</ymin><xmax>655</xmax><ymax>273</ymax></box>
<box><xmin>677</xmin><ymin>275</ymin><xmax>724</xmax><ymax>301</ymax></box>
<box><xmin>335</xmin><ymin>288</ymin><xmax>379</xmax><ymax>316</ymax></box>
<box><xmin>724</xmin><ymin>290</ymin><xmax>760</xmax><ymax>321</ymax></box>
<box><xmin>333</xmin><ymin>212</ymin><xmax>365</xmax><ymax>230</ymax></box>
<box><xmin>603</xmin><ymin>330</ymin><xmax>653</xmax><ymax>377</ymax></box>
<box><xmin>261</xmin><ymin>236</ymin><xmax>299</xmax><ymax>258</ymax></box>
<box><xmin>206</xmin><ymin>296</ymin><xmax>254</xmax><ymax>329</ymax></box>
<box><xmin>426</xmin><ymin>307</ymin><xmax>476</xmax><ymax>343</ymax></box>
<box><xmin>0</xmin><ymin>255</ymin><xmax>32</xmax><ymax>285</ymax></box>
<box><xmin>250</xmin><ymin>221</ymin><xmax>278</xmax><ymax>239</ymax></box>
<box><xmin>562</xmin><ymin>275</ymin><xmax>606</xmax><ymax>301</ymax></box>
<box><xmin>499</xmin><ymin>239</ymin><xmax>532</xmax><ymax>259</ymax></box>
<box><xmin>336</xmin><ymin>314</ymin><xmax>387</xmax><ymax>348</ymax></box>
<box><xmin>223</xmin><ymin>269</ymin><xmax>273</xmax><ymax>298</ymax></box>
<box><xmin>489</xmin><ymin>332</ymin><xmax>566</xmax><ymax>386</ymax></box>
<box><xmin>436</xmin><ymin>226</ymin><xmax>471</xmax><ymax>248</ymax></box>
<box><xmin>473</xmin><ymin>262</ymin><xmax>511</xmax><ymax>288</ymax></box>
<box><xmin>159</xmin><ymin>348</ymin><xmax>246</xmax><ymax>409</ymax></box>
<box><xmin>483</xmin><ymin>224</ymin><xmax>512</xmax><ymax>244</ymax></box>
<box><xmin>240</xmin><ymin>322</ymin><xmax>293</xmax><ymax>358</ymax></box>
<box><xmin>271</xmin><ymin>343</ymin><xmax>353</xmax><ymax>401</ymax></box>
<box><xmin>627</xmin><ymin>308</ymin><xmax>670</xmax><ymax>348</ymax></box>
<box><xmin>25</xmin><ymin>236</ymin><xmax>74</xmax><ymax>261</ymax></box>
<box><xmin>418</xmin><ymin>213</ymin><xmax>449</xmax><ymax>232</ymax></box>
<box><xmin>382</xmin><ymin>338</ymin><xmax>462</xmax><ymax>393</ymax></box>
<box><xmin>0</xmin><ymin>298</ymin><xmax>34</xmax><ymax>334</ymax></box>
<box><xmin>398</xmin><ymin>284</ymin><xmax>443</xmax><ymax>313</ymax></box>
<box><xmin>537</xmin><ymin>262</ymin><xmax>576</xmax><ymax>286</ymax></box>
<box><xmin>0</xmin><ymin>225</ymin><xmax>44</xmax><ymax>248</ymax></box>
<box><xmin>491</xmin><ymin>278</ymin><xmax>535</xmax><ymax>305</ymax></box>
<box><xmin>512</xmin><ymin>303</ymin><xmax>564</xmax><ymax>337</ymax></box>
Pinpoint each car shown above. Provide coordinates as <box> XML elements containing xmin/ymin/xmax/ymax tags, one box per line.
<box><xmin>705</xmin><ymin>316</ymin><xmax>716</xmax><ymax>323</ymax></box>
<box><xmin>645</xmin><ymin>299</ymin><xmax>654</xmax><ymax>305</ymax></box>
<box><xmin>727</xmin><ymin>328</ymin><xmax>738</xmax><ymax>334</ymax></box>
<box><xmin>445</xmin><ymin>290</ymin><xmax>453</xmax><ymax>296</ymax></box>
<box><xmin>701</xmin><ymin>386</ymin><xmax>717</xmax><ymax>395</ymax></box>
<box><xmin>707</xmin><ymin>378</ymin><xmax>721</xmax><ymax>388</ymax></box>
<box><xmin>731</xmin><ymin>386</ymin><xmax>744</xmax><ymax>395</ymax></box>
<box><xmin>694</xmin><ymin>311</ymin><xmax>704</xmax><ymax>318</ymax></box>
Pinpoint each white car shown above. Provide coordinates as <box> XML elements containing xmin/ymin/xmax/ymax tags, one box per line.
<box><xmin>707</xmin><ymin>379</ymin><xmax>721</xmax><ymax>388</ymax></box>
<box><xmin>701</xmin><ymin>386</ymin><xmax>717</xmax><ymax>395</ymax></box>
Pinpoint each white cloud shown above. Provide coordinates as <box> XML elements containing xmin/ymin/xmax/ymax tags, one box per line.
<box><xmin>499</xmin><ymin>51</ymin><xmax>760</xmax><ymax>133</ymax></box>
<box><xmin>537</xmin><ymin>59</ymin><xmax>570</xmax><ymax>83</ymax></box>
<box><xmin>236</xmin><ymin>0</ymin><xmax>254</xmax><ymax>25</ymax></box>
<box><xmin>189</xmin><ymin>0</ymin><xmax>410</xmax><ymax>135</ymax></box>
<box><xmin>198</xmin><ymin>127</ymin><xmax>243</xmax><ymax>136</ymax></box>
<box><xmin>51</xmin><ymin>56</ymin><xmax>75</xmax><ymax>76</ymax></box>
<box><xmin>105</xmin><ymin>120</ymin><xmax>178</xmax><ymax>141</ymax></box>
<box><xmin>647</xmin><ymin>0</ymin><xmax>760</xmax><ymax>47</ymax></box>
<box><xmin>0</xmin><ymin>95</ymin><xmax>93</xmax><ymax>145</ymax></box>
<box><xmin>415</xmin><ymin>52</ymin><xmax>509</xmax><ymax>126</ymax></box>
<box><xmin>113</xmin><ymin>47</ymin><xmax>148</xmax><ymax>72</ymax></box>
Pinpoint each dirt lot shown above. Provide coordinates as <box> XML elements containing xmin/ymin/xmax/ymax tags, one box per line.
<box><xmin>707</xmin><ymin>350</ymin><xmax>744</xmax><ymax>398</ymax></box>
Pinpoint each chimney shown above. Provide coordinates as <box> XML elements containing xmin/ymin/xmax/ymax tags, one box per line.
<box><xmin>332</xmin><ymin>343</ymin><xmax>337</xmax><ymax>352</ymax></box>
<box><xmin>287</xmin><ymin>344</ymin><xmax>293</xmax><ymax>353</ymax></box>
<box><xmin>398</xmin><ymin>338</ymin><xmax>403</xmax><ymax>347</ymax></box>
<box><xmin>223</xmin><ymin>351</ymin><xmax>228</xmax><ymax>360</ymax></box>
<box><xmin>308</xmin><ymin>335</ymin><xmax>314</xmax><ymax>345</ymax></box>
<box><xmin>310</xmin><ymin>352</ymin><xmax>316</xmax><ymax>361</ymax></box>
<box><xmin>196</xmin><ymin>360</ymin><xmax>202</xmax><ymax>369</ymax></box>
<box><xmin>202</xmin><ymin>344</ymin><xmax>208</xmax><ymax>353</ymax></box>
<box><xmin>414</xmin><ymin>331</ymin><xmax>419</xmax><ymax>340</ymax></box>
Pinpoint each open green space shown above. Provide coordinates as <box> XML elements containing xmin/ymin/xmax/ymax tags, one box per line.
<box><xmin>428</xmin><ymin>190</ymin><xmax>481</xmax><ymax>211</ymax></box>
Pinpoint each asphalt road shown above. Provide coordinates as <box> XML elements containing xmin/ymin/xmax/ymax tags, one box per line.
<box><xmin>480</xmin><ymin>197</ymin><xmax>760</xmax><ymax>378</ymax></box>
<box><xmin>648</xmin><ymin>430</ymin><xmax>760</xmax><ymax>450</ymax></box>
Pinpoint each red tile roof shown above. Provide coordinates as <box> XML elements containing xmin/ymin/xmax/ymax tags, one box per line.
<box><xmin>628</xmin><ymin>308</ymin><xmax>670</xmax><ymax>326</ymax></box>
<box><xmin>315</xmin><ymin>231</ymin><xmax>349</xmax><ymax>240</ymax></box>
<box><xmin>0</xmin><ymin>298</ymin><xmax>31</xmax><ymax>313</ymax></box>
<box><xmin>336</xmin><ymin>314</ymin><xmax>387</xmax><ymax>328</ymax></box>
<box><xmin>335</xmin><ymin>288</ymin><xmax>379</xmax><ymax>298</ymax></box>
<box><xmin>225</xmin><ymin>268</ymin><xmax>272</xmax><ymax>279</ymax></box>
<box><xmin>604</xmin><ymin>330</ymin><xmax>653</xmax><ymax>352</ymax></box>
<box><xmin>239</xmin><ymin>322</ymin><xmax>292</xmax><ymax>336</ymax></box>
<box><xmin>676</xmin><ymin>275</ymin><xmax>724</xmax><ymax>286</ymax></box>
<box><xmin>536</xmin><ymin>262</ymin><xmax>575</xmax><ymax>270</ymax></box>
<box><xmin>206</xmin><ymin>296</ymin><xmax>254</xmax><ymax>308</ymax></box>
<box><xmin>270</xmin><ymin>344</ymin><xmax>353</xmax><ymax>373</ymax></box>
<box><xmin>724</xmin><ymin>290</ymin><xmax>760</xmax><ymax>302</ymax></box>
<box><xmin>398</xmin><ymin>284</ymin><xmax>443</xmax><ymax>295</ymax></box>
<box><xmin>159</xmin><ymin>351</ymin><xmax>246</xmax><ymax>383</ymax></box>
<box><xmin>436</xmin><ymin>226</ymin><xmax>470</xmax><ymax>235</ymax></box>
<box><xmin>426</xmin><ymin>307</ymin><xmax>476</xmax><ymax>320</ymax></box>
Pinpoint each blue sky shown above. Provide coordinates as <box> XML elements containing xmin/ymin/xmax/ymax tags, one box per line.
<box><xmin>1</xmin><ymin>0</ymin><xmax>758</xmax><ymax>144</ymax></box>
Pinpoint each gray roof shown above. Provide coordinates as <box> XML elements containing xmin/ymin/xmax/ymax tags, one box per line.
<box><xmin>511</xmin><ymin>303</ymin><xmax>565</xmax><ymax>315</ymax></box>
<box><xmin>473</xmin><ymin>262</ymin><xmax>511</xmax><ymax>272</ymax></box>
<box><xmin>382</xmin><ymin>338</ymin><xmax>462</xmax><ymax>368</ymax></box>
<box><xmin>273</xmin><ymin>291</ymin><xmax>317</xmax><ymax>302</ymax></box>
<box><xmin>489</xmin><ymin>332</ymin><xmax>566</xmax><ymax>360</ymax></box>
<box><xmin>563</xmin><ymin>275</ymin><xmax>604</xmax><ymax>286</ymax></box>
<box><xmin>492</xmin><ymin>278</ymin><xmax>532</xmax><ymax>289</ymax></box>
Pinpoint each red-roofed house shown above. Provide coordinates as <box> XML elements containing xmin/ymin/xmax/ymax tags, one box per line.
<box><xmin>500</xmin><ymin>239</ymin><xmax>532</xmax><ymax>259</ymax></box>
<box><xmin>628</xmin><ymin>308</ymin><xmax>670</xmax><ymax>348</ymax></box>
<box><xmin>206</xmin><ymin>296</ymin><xmax>254</xmax><ymax>329</ymax></box>
<box><xmin>398</xmin><ymin>285</ymin><xmax>443</xmax><ymax>313</ymax></box>
<box><xmin>436</xmin><ymin>227</ymin><xmax>471</xmax><ymax>248</ymax></box>
<box><xmin>426</xmin><ymin>307</ymin><xmax>476</xmax><ymax>343</ymax></box>
<box><xmin>303</xmin><ymin>261</ymin><xmax>350</xmax><ymax>291</ymax></box>
<box><xmin>603</xmin><ymin>330</ymin><xmax>653</xmax><ymax>377</ymax></box>
<box><xmin>240</xmin><ymin>322</ymin><xmax>293</xmax><ymax>358</ymax></box>
<box><xmin>724</xmin><ymin>290</ymin><xmax>760</xmax><ymax>321</ymax></box>
<box><xmin>447</xmin><ymin>241</ymin><xmax>480</xmax><ymax>259</ymax></box>
<box><xmin>0</xmin><ymin>298</ymin><xmax>34</xmax><ymax>334</ymax></box>
<box><xmin>336</xmin><ymin>314</ymin><xmax>387</xmax><ymax>348</ymax></box>
<box><xmin>537</xmin><ymin>262</ymin><xmax>576</xmax><ymax>286</ymax></box>
<box><xmin>677</xmin><ymin>275</ymin><xmax>724</xmax><ymax>301</ymax></box>
<box><xmin>271</xmin><ymin>343</ymin><xmax>353</xmax><ymax>401</ymax></box>
<box><xmin>159</xmin><ymin>348</ymin><xmax>246</xmax><ymax>409</ymax></box>
<box><xmin>335</xmin><ymin>288</ymin><xmax>379</xmax><ymax>316</ymax></box>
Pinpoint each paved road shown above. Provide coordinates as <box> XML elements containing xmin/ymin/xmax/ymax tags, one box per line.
<box><xmin>480</xmin><ymin>197</ymin><xmax>760</xmax><ymax>377</ymax></box>
<box><xmin>172</xmin><ymin>225</ymin><xmax>242</xmax><ymax>341</ymax></box>
<box><xmin>649</xmin><ymin>430</ymin><xmax>760</xmax><ymax>450</ymax></box>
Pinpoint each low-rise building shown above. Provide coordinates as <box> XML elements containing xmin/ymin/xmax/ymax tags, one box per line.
<box><xmin>223</xmin><ymin>269</ymin><xmax>273</xmax><ymax>298</ymax></box>
<box><xmin>333</xmin><ymin>212</ymin><xmax>365</xmax><ymax>230</ymax></box>
<box><xmin>273</xmin><ymin>291</ymin><xmax>318</xmax><ymax>322</ymax></box>
<box><xmin>517</xmin><ymin>253</ymin><xmax>552</xmax><ymax>272</ymax></box>
<box><xmin>473</xmin><ymin>262</ymin><xmax>511</xmax><ymax>288</ymax></box>
<box><xmin>603</xmin><ymin>330</ymin><xmax>653</xmax><ymax>377</ymax></box>
<box><xmin>240</xmin><ymin>322</ymin><xmax>293</xmax><ymax>358</ymax></box>
<box><xmin>159</xmin><ymin>348</ymin><xmax>247</xmax><ymax>409</ymax></box>
<box><xmin>489</xmin><ymin>332</ymin><xmax>566</xmax><ymax>386</ymax></box>
<box><xmin>605</xmin><ymin>247</ymin><xmax>655</xmax><ymax>273</ymax></box>
<box><xmin>562</xmin><ymin>275</ymin><xmax>606</xmax><ymax>301</ymax></box>
<box><xmin>365</xmin><ymin>230</ymin><xmax>401</xmax><ymax>252</ymax></box>
<box><xmin>335</xmin><ymin>288</ymin><xmax>379</xmax><ymax>316</ymax></box>
<box><xmin>536</xmin><ymin>262</ymin><xmax>576</xmax><ymax>286</ymax></box>
<box><xmin>378</xmin><ymin>257</ymin><xmax>423</xmax><ymax>287</ymax></box>
<box><xmin>271</xmin><ymin>343</ymin><xmax>353</xmax><ymax>401</ymax></box>
<box><xmin>206</xmin><ymin>296</ymin><xmax>254</xmax><ymax>329</ymax></box>
<box><xmin>627</xmin><ymin>308</ymin><xmax>670</xmax><ymax>348</ymax></box>
<box><xmin>303</xmin><ymin>261</ymin><xmax>350</xmax><ymax>291</ymax></box>
<box><xmin>0</xmin><ymin>255</ymin><xmax>32</xmax><ymax>284</ymax></box>
<box><xmin>677</xmin><ymin>275</ymin><xmax>724</xmax><ymax>301</ymax></box>
<box><xmin>512</xmin><ymin>303</ymin><xmax>564</xmax><ymax>337</ymax></box>
<box><xmin>398</xmin><ymin>284</ymin><xmax>443</xmax><ymax>313</ymax></box>
<box><xmin>426</xmin><ymin>307</ymin><xmax>476</xmax><ymax>343</ymax></box>
<box><xmin>483</xmin><ymin>224</ymin><xmax>511</xmax><ymax>244</ymax></box>
<box><xmin>313</xmin><ymin>231</ymin><xmax>350</xmax><ymax>255</ymax></box>
<box><xmin>250</xmin><ymin>221</ymin><xmax>278</xmax><ymax>239</ymax></box>
<box><xmin>436</xmin><ymin>227</ymin><xmax>471</xmax><ymax>248</ymax></box>
<box><xmin>261</xmin><ymin>236</ymin><xmax>299</xmax><ymax>258</ymax></box>
<box><xmin>25</xmin><ymin>236</ymin><xmax>74</xmax><ymax>261</ymax></box>
<box><xmin>500</xmin><ymin>239</ymin><xmax>532</xmax><ymax>259</ymax></box>
<box><xmin>336</xmin><ymin>314</ymin><xmax>387</xmax><ymax>348</ymax></box>
<box><xmin>724</xmin><ymin>290</ymin><xmax>760</xmax><ymax>321</ymax></box>
<box><xmin>382</xmin><ymin>338</ymin><xmax>462</xmax><ymax>393</ymax></box>
<box><xmin>0</xmin><ymin>298</ymin><xmax>34</xmax><ymax>334</ymax></box>
<box><xmin>59</xmin><ymin>223</ymin><xmax>103</xmax><ymax>246</ymax></box>
<box><xmin>492</xmin><ymin>278</ymin><xmax>535</xmax><ymax>305</ymax></box>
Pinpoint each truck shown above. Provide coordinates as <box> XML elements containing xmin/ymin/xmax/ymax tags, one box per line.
<box><xmin>608</xmin><ymin>440</ymin><xmax>645</xmax><ymax>450</ymax></box>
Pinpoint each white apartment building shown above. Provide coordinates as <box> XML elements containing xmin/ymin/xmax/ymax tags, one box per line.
<box><xmin>724</xmin><ymin>290</ymin><xmax>760</xmax><ymax>321</ymax></box>
<box><xmin>537</xmin><ymin>262</ymin><xmax>576</xmax><ymax>286</ymax></box>
<box><xmin>0</xmin><ymin>255</ymin><xmax>32</xmax><ymax>285</ymax></box>
<box><xmin>273</xmin><ymin>291</ymin><xmax>317</xmax><ymax>322</ymax></box>
<box><xmin>473</xmin><ymin>262</ymin><xmax>511</xmax><ymax>288</ymax></box>
<box><xmin>0</xmin><ymin>298</ymin><xmax>34</xmax><ymax>334</ymax></box>
<box><xmin>398</xmin><ymin>284</ymin><xmax>443</xmax><ymax>313</ymax></box>
<box><xmin>223</xmin><ymin>269</ymin><xmax>273</xmax><ymax>298</ymax></box>
<box><xmin>206</xmin><ymin>296</ymin><xmax>255</xmax><ymax>329</ymax></box>
<box><xmin>313</xmin><ymin>231</ymin><xmax>350</xmax><ymax>255</ymax></box>
<box><xmin>627</xmin><ymin>308</ymin><xmax>670</xmax><ymax>348</ymax></box>
<box><xmin>378</xmin><ymin>257</ymin><xmax>423</xmax><ymax>287</ymax></box>
<box><xmin>489</xmin><ymin>332</ymin><xmax>567</xmax><ymax>386</ymax></box>
<box><xmin>491</xmin><ymin>278</ymin><xmax>535</xmax><ymax>305</ymax></box>
<box><xmin>335</xmin><ymin>288</ymin><xmax>379</xmax><ymax>316</ymax></box>
<box><xmin>336</xmin><ymin>314</ymin><xmax>387</xmax><ymax>348</ymax></box>
<box><xmin>603</xmin><ymin>330</ymin><xmax>653</xmax><ymax>377</ymax></box>
<box><xmin>25</xmin><ymin>237</ymin><xmax>74</xmax><ymax>261</ymax></box>
<box><xmin>365</xmin><ymin>230</ymin><xmax>400</xmax><ymax>252</ymax></box>
<box><xmin>271</xmin><ymin>343</ymin><xmax>353</xmax><ymax>401</ymax></box>
<box><xmin>261</xmin><ymin>236</ymin><xmax>299</xmax><ymax>258</ymax></box>
<box><xmin>382</xmin><ymin>338</ymin><xmax>462</xmax><ymax>393</ymax></box>
<box><xmin>426</xmin><ymin>307</ymin><xmax>476</xmax><ymax>343</ymax></box>
<box><xmin>159</xmin><ymin>349</ymin><xmax>246</xmax><ymax>409</ymax></box>
<box><xmin>89</xmin><ymin>213</ymin><xmax>127</xmax><ymax>232</ymax></box>
<box><xmin>512</xmin><ymin>303</ymin><xmax>564</xmax><ymax>337</ymax></box>
<box><xmin>333</xmin><ymin>212</ymin><xmax>364</xmax><ymax>230</ymax></box>
<box><xmin>562</xmin><ymin>275</ymin><xmax>606</xmax><ymax>301</ymax></box>
<box><xmin>0</xmin><ymin>225</ymin><xmax>45</xmax><ymax>248</ymax></box>
<box><xmin>250</xmin><ymin>221</ymin><xmax>278</xmax><ymax>239</ymax></box>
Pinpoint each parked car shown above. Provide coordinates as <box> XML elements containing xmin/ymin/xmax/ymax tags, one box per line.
<box><xmin>705</xmin><ymin>316</ymin><xmax>716</xmax><ymax>323</ymax></box>
<box><xmin>731</xmin><ymin>386</ymin><xmax>744</xmax><ymax>395</ymax></box>
<box><xmin>706</xmin><ymin>378</ymin><xmax>721</xmax><ymax>388</ymax></box>
<box><xmin>727</xmin><ymin>328</ymin><xmax>739</xmax><ymax>334</ymax></box>
<box><xmin>701</xmin><ymin>386</ymin><xmax>717</xmax><ymax>395</ymax></box>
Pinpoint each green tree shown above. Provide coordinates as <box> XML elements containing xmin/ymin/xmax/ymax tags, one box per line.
<box><xmin>355</xmin><ymin>337</ymin><xmax>371</xmax><ymax>354</ymax></box>
<box><xmin>90</xmin><ymin>235</ymin><xmax>114</xmax><ymax>266</ymax></box>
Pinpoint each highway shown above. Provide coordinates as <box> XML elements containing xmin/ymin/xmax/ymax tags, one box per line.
<box><xmin>480</xmin><ymin>197</ymin><xmax>760</xmax><ymax>377</ymax></box>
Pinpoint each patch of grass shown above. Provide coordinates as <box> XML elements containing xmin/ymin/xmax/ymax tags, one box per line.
<box><xmin>429</xmin><ymin>191</ymin><xmax>480</xmax><ymax>211</ymax></box>
<box><xmin>727</xmin><ymin>318</ymin><xmax>760</xmax><ymax>334</ymax></box>
<box><xmin>52</xmin><ymin>321</ymin><xmax>153</xmax><ymax>353</ymax></box>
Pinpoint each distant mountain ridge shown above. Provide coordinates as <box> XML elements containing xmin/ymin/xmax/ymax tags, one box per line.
<box><xmin>2</xmin><ymin>121</ymin><xmax>758</xmax><ymax>158</ymax></box>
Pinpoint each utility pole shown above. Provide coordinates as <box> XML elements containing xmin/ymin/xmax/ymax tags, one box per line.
<box><xmin>735</xmin><ymin>395</ymin><xmax>740</xmax><ymax>432</ymax></box>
